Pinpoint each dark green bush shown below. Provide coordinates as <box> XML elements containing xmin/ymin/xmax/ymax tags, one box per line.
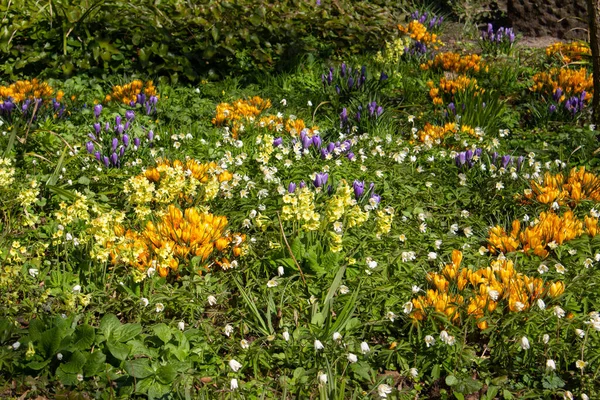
<box><xmin>0</xmin><ymin>0</ymin><xmax>405</xmax><ymax>82</ymax></box>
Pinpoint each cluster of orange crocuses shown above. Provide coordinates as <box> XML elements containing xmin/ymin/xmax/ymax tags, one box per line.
<box><xmin>524</xmin><ymin>167</ymin><xmax>600</xmax><ymax>206</ymax></box>
<box><xmin>488</xmin><ymin>211</ymin><xmax>598</xmax><ymax>258</ymax></box>
<box><xmin>105</xmin><ymin>80</ymin><xmax>158</xmax><ymax>104</ymax></box>
<box><xmin>110</xmin><ymin>205</ymin><xmax>245</xmax><ymax>278</ymax></box>
<box><xmin>212</xmin><ymin>96</ymin><xmax>318</xmax><ymax>138</ymax></box>
<box><xmin>410</xmin><ymin>250</ymin><xmax>565</xmax><ymax>330</ymax></box>
<box><xmin>0</xmin><ymin>79</ymin><xmax>57</xmax><ymax>103</ymax></box>
<box><xmin>398</xmin><ymin>20</ymin><xmax>442</xmax><ymax>49</ymax></box>
<box><xmin>417</xmin><ymin>122</ymin><xmax>476</xmax><ymax>145</ymax></box>
<box><xmin>421</xmin><ymin>52</ymin><xmax>486</xmax><ymax>74</ymax></box>
<box><xmin>427</xmin><ymin>76</ymin><xmax>482</xmax><ymax>106</ymax></box>
<box><xmin>530</xmin><ymin>68</ymin><xmax>593</xmax><ymax>100</ymax></box>
<box><xmin>546</xmin><ymin>41</ymin><xmax>591</xmax><ymax>64</ymax></box>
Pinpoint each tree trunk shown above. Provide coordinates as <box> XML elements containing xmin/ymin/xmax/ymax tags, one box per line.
<box><xmin>588</xmin><ymin>0</ymin><xmax>600</xmax><ymax>126</ymax></box>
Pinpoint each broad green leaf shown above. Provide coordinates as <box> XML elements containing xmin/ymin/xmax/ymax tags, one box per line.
<box><xmin>152</xmin><ymin>323</ymin><xmax>172</xmax><ymax>344</ymax></box>
<box><xmin>124</xmin><ymin>359</ymin><xmax>155</xmax><ymax>379</ymax></box>
<box><xmin>107</xmin><ymin>340</ymin><xmax>130</xmax><ymax>361</ymax></box>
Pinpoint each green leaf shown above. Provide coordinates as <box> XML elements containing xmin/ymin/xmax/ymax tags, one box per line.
<box><xmin>71</xmin><ymin>324</ymin><xmax>95</xmax><ymax>351</ymax></box>
<box><xmin>107</xmin><ymin>340</ymin><xmax>130</xmax><ymax>361</ymax></box>
<box><xmin>61</xmin><ymin>350</ymin><xmax>88</xmax><ymax>374</ymax></box>
<box><xmin>40</xmin><ymin>327</ymin><xmax>62</xmax><ymax>358</ymax></box>
<box><xmin>431</xmin><ymin>364</ymin><xmax>441</xmax><ymax>380</ymax></box>
<box><xmin>445</xmin><ymin>375</ymin><xmax>459</xmax><ymax>386</ymax></box>
<box><xmin>156</xmin><ymin>364</ymin><xmax>177</xmax><ymax>384</ymax></box>
<box><xmin>83</xmin><ymin>350</ymin><xmax>106</xmax><ymax>377</ymax></box>
<box><xmin>152</xmin><ymin>323</ymin><xmax>172</xmax><ymax>344</ymax></box>
<box><xmin>26</xmin><ymin>359</ymin><xmax>51</xmax><ymax>370</ymax></box>
<box><xmin>99</xmin><ymin>314</ymin><xmax>121</xmax><ymax>341</ymax></box>
<box><xmin>116</xmin><ymin>323</ymin><xmax>142</xmax><ymax>343</ymax></box>
<box><xmin>148</xmin><ymin>382</ymin><xmax>171</xmax><ymax>400</ymax></box>
<box><xmin>124</xmin><ymin>359</ymin><xmax>155</xmax><ymax>379</ymax></box>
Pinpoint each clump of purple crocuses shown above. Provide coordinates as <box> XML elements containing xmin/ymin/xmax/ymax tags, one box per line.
<box><xmin>340</xmin><ymin>101</ymin><xmax>384</xmax><ymax>133</ymax></box>
<box><xmin>410</xmin><ymin>10</ymin><xmax>443</xmax><ymax>31</ymax></box>
<box><xmin>547</xmin><ymin>88</ymin><xmax>587</xmax><ymax>119</ymax></box>
<box><xmin>85</xmin><ymin>109</ymin><xmax>149</xmax><ymax>168</ymax></box>
<box><xmin>455</xmin><ymin>148</ymin><xmax>525</xmax><ymax>172</ymax></box>
<box><xmin>322</xmin><ymin>64</ymin><xmax>388</xmax><ymax>98</ymax></box>
<box><xmin>480</xmin><ymin>24</ymin><xmax>516</xmax><ymax>54</ymax></box>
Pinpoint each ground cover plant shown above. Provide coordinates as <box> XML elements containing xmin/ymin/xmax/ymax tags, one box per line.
<box><xmin>2</xmin><ymin>2</ymin><xmax>600</xmax><ymax>399</ymax></box>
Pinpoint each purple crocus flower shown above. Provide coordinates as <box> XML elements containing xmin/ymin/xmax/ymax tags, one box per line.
<box><xmin>94</xmin><ymin>104</ymin><xmax>102</xmax><ymax>119</ymax></box>
<box><xmin>346</xmin><ymin>152</ymin><xmax>355</xmax><ymax>160</ymax></box>
<box><xmin>117</xmin><ymin>124</ymin><xmax>125</xmax><ymax>135</ymax></box>
<box><xmin>105</xmin><ymin>122</ymin><xmax>111</xmax><ymax>132</ymax></box>
<box><xmin>341</xmin><ymin>63</ymin><xmax>347</xmax><ymax>77</ymax></box>
<box><xmin>288</xmin><ymin>182</ymin><xmax>297</xmax><ymax>193</ymax></box>
<box><xmin>313</xmin><ymin>172</ymin><xmax>329</xmax><ymax>188</ymax></box>
<box><xmin>133</xmin><ymin>137</ymin><xmax>141</xmax><ymax>147</ymax></box>
<box><xmin>549</xmin><ymin>104</ymin><xmax>557</xmax><ymax>113</ymax></box>
<box><xmin>94</xmin><ymin>122</ymin><xmax>101</xmax><ymax>135</ymax></box>
<box><xmin>553</xmin><ymin>88</ymin><xmax>563</xmax><ymax>102</ymax></box>
<box><xmin>299</xmin><ymin>181</ymin><xmax>306</xmax><ymax>189</ymax></box>
<box><xmin>110</xmin><ymin>152</ymin><xmax>119</xmax><ymax>166</ymax></box>
<box><xmin>516</xmin><ymin>155</ymin><xmax>525</xmax><ymax>171</ymax></box>
<box><xmin>88</xmin><ymin>133</ymin><xmax>97</xmax><ymax>141</ymax></box>
<box><xmin>86</xmin><ymin>141</ymin><xmax>94</xmax><ymax>153</ymax></box>
<box><xmin>347</xmin><ymin>77</ymin><xmax>354</xmax><ymax>89</ymax></box>
<box><xmin>148</xmin><ymin>130</ymin><xmax>154</xmax><ymax>141</ymax></box>
<box><xmin>312</xmin><ymin>135</ymin><xmax>322</xmax><ymax>149</ymax></box>
<box><xmin>273</xmin><ymin>137</ymin><xmax>283</xmax><ymax>147</ymax></box>
<box><xmin>112</xmin><ymin>137</ymin><xmax>119</xmax><ymax>151</ymax></box>
<box><xmin>353</xmin><ymin>180</ymin><xmax>365</xmax><ymax>199</ymax></box>
<box><xmin>491</xmin><ymin>152</ymin><xmax>498</xmax><ymax>164</ymax></box>
<box><xmin>115</xmin><ymin>115</ymin><xmax>122</xmax><ymax>126</ymax></box>
<box><xmin>327</xmin><ymin>142</ymin><xmax>336</xmax><ymax>153</ymax></box>
<box><xmin>380</xmin><ymin>71</ymin><xmax>388</xmax><ymax>81</ymax></box>
<box><xmin>94</xmin><ymin>151</ymin><xmax>102</xmax><ymax>161</ymax></box>
<box><xmin>301</xmin><ymin>134</ymin><xmax>312</xmax><ymax>149</ymax></box>
<box><xmin>125</xmin><ymin>110</ymin><xmax>135</xmax><ymax>120</ymax></box>
<box><xmin>370</xmin><ymin>192</ymin><xmax>381</xmax><ymax>205</ymax></box>
<box><xmin>123</xmin><ymin>134</ymin><xmax>130</xmax><ymax>147</ymax></box>
<box><xmin>501</xmin><ymin>155</ymin><xmax>511</xmax><ymax>168</ymax></box>
<box><xmin>103</xmin><ymin>156</ymin><xmax>110</xmax><ymax>168</ymax></box>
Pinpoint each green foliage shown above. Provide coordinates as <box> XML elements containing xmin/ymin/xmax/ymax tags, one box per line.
<box><xmin>0</xmin><ymin>0</ymin><xmax>404</xmax><ymax>81</ymax></box>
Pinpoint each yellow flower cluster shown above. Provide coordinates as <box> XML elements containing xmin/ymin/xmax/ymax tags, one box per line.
<box><xmin>427</xmin><ymin>75</ymin><xmax>482</xmax><ymax>106</ymax></box>
<box><xmin>255</xmin><ymin>133</ymin><xmax>275</xmax><ymax>164</ymax></box>
<box><xmin>375</xmin><ymin>208</ymin><xmax>394</xmax><ymax>238</ymax></box>
<box><xmin>375</xmin><ymin>37</ymin><xmax>408</xmax><ymax>64</ymax></box>
<box><xmin>282</xmin><ymin>187</ymin><xmax>321</xmax><ymax>231</ymax></box>
<box><xmin>421</xmin><ymin>52</ymin><xmax>487</xmax><ymax>74</ymax></box>
<box><xmin>525</xmin><ymin>167</ymin><xmax>600</xmax><ymax>205</ymax></box>
<box><xmin>488</xmin><ymin>211</ymin><xmax>599</xmax><ymax>258</ymax></box>
<box><xmin>109</xmin><ymin>205</ymin><xmax>245</xmax><ymax>278</ymax></box>
<box><xmin>398</xmin><ymin>20</ymin><xmax>443</xmax><ymax>48</ymax></box>
<box><xmin>0</xmin><ymin>79</ymin><xmax>55</xmax><ymax>103</ymax></box>
<box><xmin>282</xmin><ymin>181</ymin><xmax>372</xmax><ymax>252</ymax></box>
<box><xmin>410</xmin><ymin>250</ymin><xmax>565</xmax><ymax>329</ymax></box>
<box><xmin>88</xmin><ymin>208</ymin><xmax>126</xmax><ymax>263</ymax></box>
<box><xmin>546</xmin><ymin>41</ymin><xmax>591</xmax><ymax>64</ymax></box>
<box><xmin>105</xmin><ymin>80</ymin><xmax>158</xmax><ymax>104</ymax></box>
<box><xmin>417</xmin><ymin>122</ymin><xmax>476</xmax><ymax>145</ymax></box>
<box><xmin>124</xmin><ymin>158</ymin><xmax>232</xmax><ymax>219</ymax></box>
<box><xmin>0</xmin><ymin>158</ymin><xmax>16</xmax><ymax>188</ymax></box>
<box><xmin>530</xmin><ymin>67</ymin><xmax>593</xmax><ymax>100</ymax></box>
<box><xmin>53</xmin><ymin>191</ymin><xmax>91</xmax><ymax>245</ymax></box>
